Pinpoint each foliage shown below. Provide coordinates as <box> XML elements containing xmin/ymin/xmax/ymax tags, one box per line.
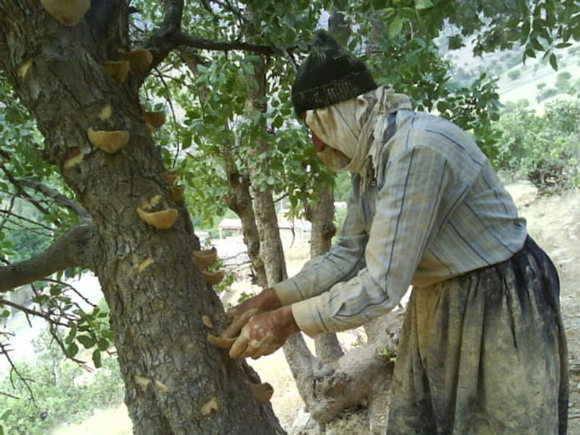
<box><xmin>0</xmin><ymin>73</ymin><xmax>81</xmax><ymax>262</ymax></box>
<box><xmin>339</xmin><ymin>0</ymin><xmax>578</xmax><ymax>69</ymax></box>
<box><xmin>0</xmin><ymin>330</ymin><xmax>123</xmax><ymax>435</ymax></box>
<box><xmin>492</xmin><ymin>99</ymin><xmax>580</xmax><ymax>192</ymax></box>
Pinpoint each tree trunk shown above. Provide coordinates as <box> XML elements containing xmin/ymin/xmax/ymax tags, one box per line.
<box><xmin>225</xmin><ymin>170</ymin><xmax>268</xmax><ymax>289</ymax></box>
<box><xmin>303</xmin><ymin>182</ymin><xmax>344</xmax><ymax>363</ymax></box>
<box><xmin>0</xmin><ymin>1</ymin><xmax>283</xmax><ymax>433</ymax></box>
<box><xmin>245</xmin><ymin>54</ymin><xmax>287</xmax><ymax>285</ymax></box>
<box><xmin>178</xmin><ymin>47</ymin><xmax>268</xmax><ymax>289</ymax></box>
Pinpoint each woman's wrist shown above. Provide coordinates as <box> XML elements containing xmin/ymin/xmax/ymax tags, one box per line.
<box><xmin>260</xmin><ymin>288</ymin><xmax>282</xmax><ymax>311</ymax></box>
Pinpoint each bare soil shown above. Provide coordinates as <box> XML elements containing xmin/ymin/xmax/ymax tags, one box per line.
<box><xmin>53</xmin><ymin>183</ymin><xmax>580</xmax><ymax>434</ymax></box>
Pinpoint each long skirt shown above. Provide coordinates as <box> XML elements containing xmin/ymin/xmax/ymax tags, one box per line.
<box><xmin>387</xmin><ymin>236</ymin><xmax>568</xmax><ymax>434</ymax></box>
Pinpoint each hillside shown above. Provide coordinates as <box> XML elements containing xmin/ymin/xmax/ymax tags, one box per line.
<box><xmin>445</xmin><ymin>41</ymin><xmax>580</xmax><ymax>109</ymax></box>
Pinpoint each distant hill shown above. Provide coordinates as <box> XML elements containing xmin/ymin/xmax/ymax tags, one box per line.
<box><xmin>442</xmin><ymin>39</ymin><xmax>580</xmax><ymax>110</ymax></box>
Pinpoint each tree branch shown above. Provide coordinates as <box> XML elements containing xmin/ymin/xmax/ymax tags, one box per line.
<box><xmin>146</xmin><ymin>0</ymin><xmax>276</xmax><ymax>74</ymax></box>
<box><xmin>17</xmin><ymin>178</ymin><xmax>89</xmax><ymax>220</ymax></box>
<box><xmin>1</xmin><ymin>166</ymin><xmax>55</xmax><ymax>221</ymax></box>
<box><xmin>0</xmin><ymin>334</ymin><xmax>36</xmax><ymax>401</ymax></box>
<box><xmin>173</xmin><ymin>34</ymin><xmax>275</xmax><ymax>55</ymax></box>
<box><xmin>0</xmin><ymin>298</ymin><xmax>71</xmax><ymax>326</ymax></box>
<box><xmin>160</xmin><ymin>0</ymin><xmax>184</xmax><ymax>34</ymax></box>
<box><xmin>0</xmin><ymin>223</ymin><xmax>97</xmax><ymax>293</ymax></box>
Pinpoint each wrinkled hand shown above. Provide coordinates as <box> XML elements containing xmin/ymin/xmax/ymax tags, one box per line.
<box><xmin>222</xmin><ymin>288</ymin><xmax>281</xmax><ymax>338</ymax></box>
<box><xmin>229</xmin><ymin>306</ymin><xmax>299</xmax><ymax>359</ymax></box>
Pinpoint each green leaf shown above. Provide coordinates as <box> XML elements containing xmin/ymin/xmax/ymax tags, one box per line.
<box><xmin>389</xmin><ymin>16</ymin><xmax>403</xmax><ymax>38</ymax></box>
<box><xmin>92</xmin><ymin>349</ymin><xmax>102</xmax><ymax>368</ymax></box>
<box><xmin>77</xmin><ymin>334</ymin><xmax>96</xmax><ymax>349</ymax></box>
<box><xmin>383</xmin><ymin>8</ymin><xmax>396</xmax><ymax>19</ymax></box>
<box><xmin>97</xmin><ymin>338</ymin><xmax>109</xmax><ymax>351</ymax></box>
<box><xmin>272</xmin><ymin>115</ymin><xmax>284</xmax><ymax>129</ymax></box>
<box><xmin>524</xmin><ymin>47</ymin><xmax>537</xmax><ymax>58</ymax></box>
<box><xmin>415</xmin><ymin>0</ymin><xmax>433</xmax><ymax>10</ymax></box>
<box><xmin>372</xmin><ymin>0</ymin><xmax>386</xmax><ymax>10</ymax></box>
<box><xmin>549</xmin><ymin>53</ymin><xmax>558</xmax><ymax>70</ymax></box>
<box><xmin>67</xmin><ymin>342</ymin><xmax>79</xmax><ymax>358</ymax></box>
<box><xmin>65</xmin><ymin>325</ymin><xmax>77</xmax><ymax>344</ymax></box>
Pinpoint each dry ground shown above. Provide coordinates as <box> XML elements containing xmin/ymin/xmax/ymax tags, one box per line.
<box><xmin>53</xmin><ymin>183</ymin><xmax>580</xmax><ymax>434</ymax></box>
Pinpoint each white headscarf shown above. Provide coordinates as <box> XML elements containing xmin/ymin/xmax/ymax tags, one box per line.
<box><xmin>305</xmin><ymin>86</ymin><xmax>412</xmax><ymax>173</ymax></box>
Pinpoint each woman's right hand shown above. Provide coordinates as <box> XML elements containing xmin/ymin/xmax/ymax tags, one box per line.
<box><xmin>221</xmin><ymin>288</ymin><xmax>282</xmax><ymax>338</ymax></box>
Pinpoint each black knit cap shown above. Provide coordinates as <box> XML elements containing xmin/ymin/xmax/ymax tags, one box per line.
<box><xmin>291</xmin><ymin>29</ymin><xmax>378</xmax><ymax>116</ymax></box>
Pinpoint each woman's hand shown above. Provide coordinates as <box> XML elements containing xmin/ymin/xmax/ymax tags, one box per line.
<box><xmin>229</xmin><ymin>306</ymin><xmax>299</xmax><ymax>359</ymax></box>
<box><xmin>221</xmin><ymin>288</ymin><xmax>282</xmax><ymax>338</ymax></box>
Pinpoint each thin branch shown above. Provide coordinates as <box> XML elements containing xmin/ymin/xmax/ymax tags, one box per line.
<box><xmin>0</xmin><ymin>339</ymin><xmax>36</xmax><ymax>401</ymax></box>
<box><xmin>0</xmin><ymin>298</ymin><xmax>71</xmax><ymax>327</ymax></box>
<box><xmin>0</xmin><ymin>166</ymin><xmax>54</xmax><ymax>221</ymax></box>
<box><xmin>0</xmin><ymin>210</ymin><xmax>54</xmax><ymax>233</ymax></box>
<box><xmin>17</xmin><ymin>178</ymin><xmax>89</xmax><ymax>220</ymax></box>
<box><xmin>282</xmin><ymin>48</ymin><xmax>299</xmax><ymax>74</ymax></box>
<box><xmin>0</xmin><ymin>148</ymin><xmax>11</xmax><ymax>162</ymax></box>
<box><xmin>48</xmin><ymin>322</ymin><xmax>88</xmax><ymax>368</ymax></box>
<box><xmin>208</xmin><ymin>0</ymin><xmax>248</xmax><ymax>27</ymax></box>
<box><xmin>44</xmin><ymin>278</ymin><xmax>97</xmax><ymax>309</ymax></box>
<box><xmin>200</xmin><ymin>0</ymin><xmax>221</xmax><ymax>22</ymax></box>
<box><xmin>149</xmin><ymin>66</ymin><xmax>182</xmax><ymax>168</ymax></box>
<box><xmin>0</xmin><ymin>390</ymin><xmax>20</xmax><ymax>400</ymax></box>
<box><xmin>0</xmin><ymin>190</ymin><xmax>17</xmax><ymax>234</ymax></box>
<box><xmin>172</xmin><ymin>33</ymin><xmax>275</xmax><ymax>55</ymax></box>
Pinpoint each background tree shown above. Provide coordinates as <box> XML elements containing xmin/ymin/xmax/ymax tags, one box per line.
<box><xmin>0</xmin><ymin>0</ymin><xmax>576</xmax><ymax>433</ymax></box>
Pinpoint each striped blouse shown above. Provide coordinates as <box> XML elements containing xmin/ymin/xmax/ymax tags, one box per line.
<box><xmin>273</xmin><ymin>110</ymin><xmax>527</xmax><ymax>337</ymax></box>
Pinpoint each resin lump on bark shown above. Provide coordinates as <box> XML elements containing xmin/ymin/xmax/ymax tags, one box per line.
<box><xmin>136</xmin><ymin>194</ymin><xmax>178</xmax><ymax>230</ymax></box>
<box><xmin>63</xmin><ymin>147</ymin><xmax>83</xmax><ymax>168</ymax></box>
<box><xmin>137</xmin><ymin>257</ymin><xmax>154</xmax><ymax>272</ymax></box>
<box><xmin>247</xmin><ymin>381</ymin><xmax>274</xmax><ymax>404</ymax></box>
<box><xmin>125</xmin><ymin>49</ymin><xmax>153</xmax><ymax>74</ymax></box>
<box><xmin>202</xmin><ymin>269</ymin><xmax>225</xmax><ymax>285</ymax></box>
<box><xmin>134</xmin><ymin>375</ymin><xmax>167</xmax><ymax>392</ymax></box>
<box><xmin>101</xmin><ymin>61</ymin><xmax>130</xmax><ymax>84</ymax></box>
<box><xmin>98</xmin><ymin>104</ymin><xmax>113</xmax><ymax>121</ymax></box>
<box><xmin>169</xmin><ymin>184</ymin><xmax>185</xmax><ymax>202</ymax></box>
<box><xmin>143</xmin><ymin>110</ymin><xmax>166</xmax><ymax>134</ymax></box>
<box><xmin>162</xmin><ymin>168</ymin><xmax>179</xmax><ymax>185</ymax></box>
<box><xmin>17</xmin><ymin>59</ymin><xmax>33</xmax><ymax>80</ymax></box>
<box><xmin>40</xmin><ymin>0</ymin><xmax>90</xmax><ymax>26</ymax></box>
<box><xmin>194</xmin><ymin>396</ymin><xmax>219</xmax><ymax>421</ymax></box>
<box><xmin>87</xmin><ymin>128</ymin><xmax>129</xmax><ymax>154</ymax></box>
<box><xmin>193</xmin><ymin>247</ymin><xmax>218</xmax><ymax>269</ymax></box>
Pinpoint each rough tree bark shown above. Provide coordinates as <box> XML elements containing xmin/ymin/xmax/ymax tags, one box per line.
<box><xmin>0</xmin><ymin>1</ymin><xmax>283</xmax><ymax>433</ymax></box>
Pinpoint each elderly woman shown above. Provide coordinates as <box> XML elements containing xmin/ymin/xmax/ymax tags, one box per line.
<box><xmin>222</xmin><ymin>30</ymin><xmax>568</xmax><ymax>434</ymax></box>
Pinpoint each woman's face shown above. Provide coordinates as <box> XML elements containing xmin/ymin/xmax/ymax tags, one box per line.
<box><xmin>300</xmin><ymin>112</ymin><xmax>351</xmax><ymax>171</ymax></box>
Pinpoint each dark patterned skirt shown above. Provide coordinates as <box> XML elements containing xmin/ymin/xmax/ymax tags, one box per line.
<box><xmin>387</xmin><ymin>236</ymin><xmax>568</xmax><ymax>434</ymax></box>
